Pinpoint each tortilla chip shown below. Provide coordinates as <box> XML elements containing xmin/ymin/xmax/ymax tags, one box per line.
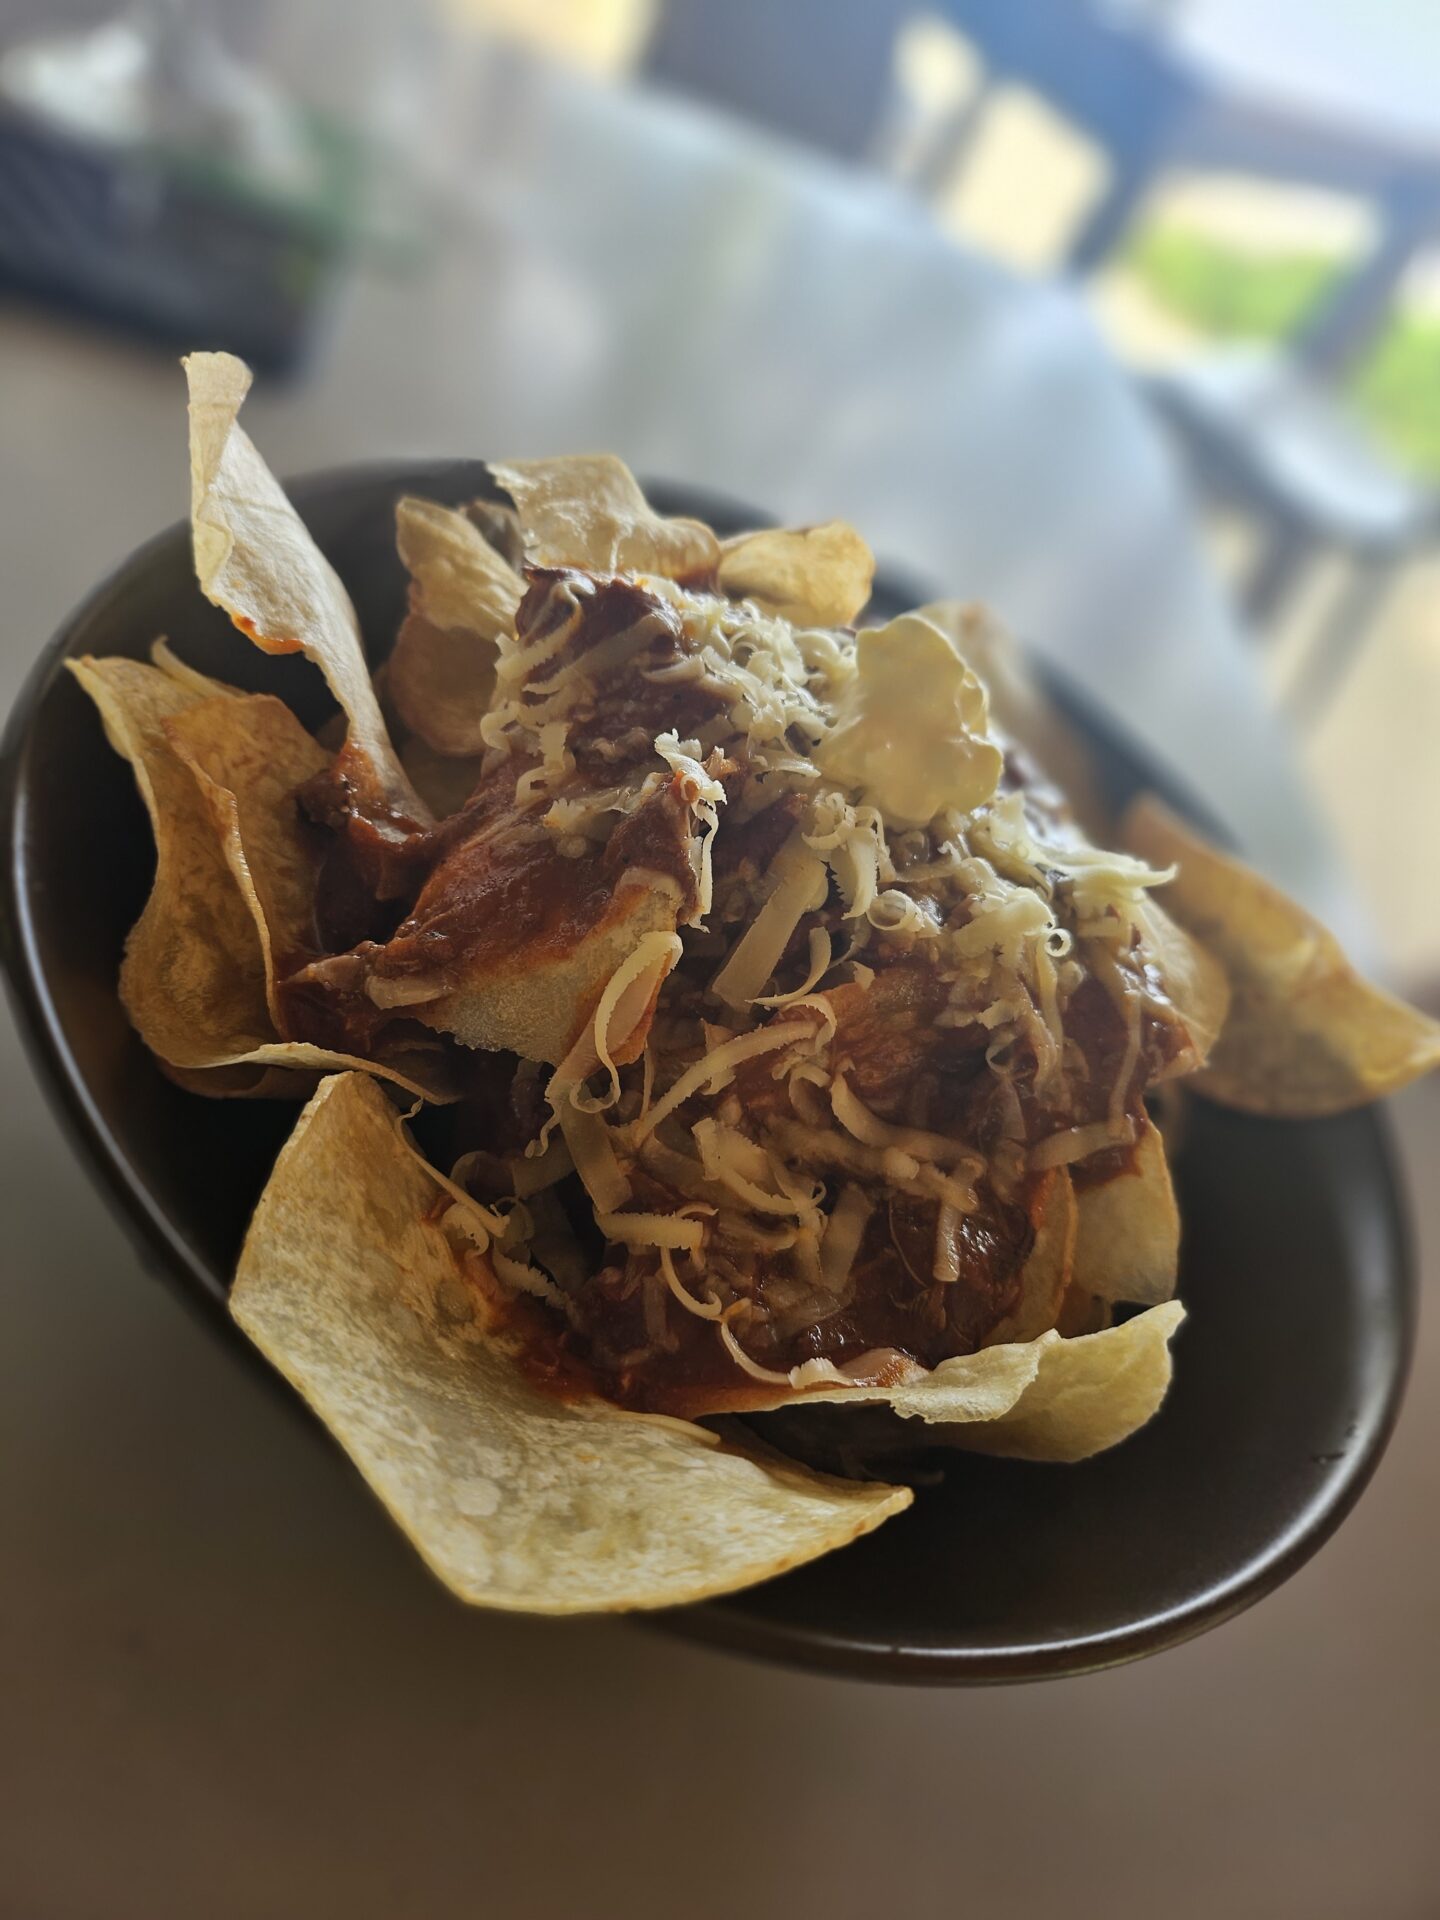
<box><xmin>71</xmin><ymin>656</ymin><xmax>272</xmax><ymax>1057</ymax></box>
<box><xmin>1125</xmin><ymin>794</ymin><xmax>1440</xmax><ymax>1114</ymax></box>
<box><xmin>163</xmin><ymin>692</ymin><xmax>328</xmax><ymax>1026</ymax></box>
<box><xmin>737</xmin><ymin>1296</ymin><xmax>1183</xmax><ymax>1458</ymax></box>
<box><xmin>232</xmin><ymin>1073</ymin><xmax>910</xmax><ymax>1613</ymax></box>
<box><xmin>149</xmin><ymin>637</ymin><xmax>243</xmax><ymax>701</ymax></box>
<box><xmin>396</xmin><ymin>494</ymin><xmax>522</xmax><ymax>642</ymax></box>
<box><xmin>415</xmin><ymin>882</ymin><xmax>681</xmax><ymax>1064</ymax></box>
<box><xmin>163</xmin><ymin>1060</ymin><xmax>322</xmax><ymax>1099</ymax></box>
<box><xmin>466</xmin><ymin>497</ymin><xmax>526</xmax><ymax>569</ymax></box>
<box><xmin>1137</xmin><ymin>895</ymin><xmax>1232</xmax><ymax>1079</ymax></box>
<box><xmin>717</xmin><ymin>522</ymin><xmax>874</xmax><ymax>627</ymax></box>
<box><xmin>387</xmin><ymin>616</ymin><xmax>495</xmax><ymax>762</ymax></box>
<box><xmin>387</xmin><ymin>497</ymin><xmax>519</xmax><ymax>758</ymax></box>
<box><xmin>985</xmin><ymin>1169</ymin><xmax>1076</xmax><ymax>1346</ymax></box>
<box><xmin>491</xmin><ymin>454</ymin><xmax>719</xmax><ymax>582</ymax></box>
<box><xmin>363</xmin><ymin>766</ymin><xmax>697</xmax><ymax>1065</ymax></box>
<box><xmin>1072</xmin><ymin>1116</ymin><xmax>1179</xmax><ymax>1305</ymax></box>
<box><xmin>183</xmin><ymin>352</ymin><xmax>425</xmax><ymax>822</ymax></box>
<box><xmin>70</xmin><ymin>655</ymin><xmax>451</xmax><ymax>1103</ymax></box>
<box><xmin>944</xmin><ymin>1301</ymin><xmax>1184</xmax><ymax>1462</ymax></box>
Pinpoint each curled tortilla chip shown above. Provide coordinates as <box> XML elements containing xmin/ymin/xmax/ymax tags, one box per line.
<box><xmin>942</xmin><ymin>1302</ymin><xmax>1184</xmax><ymax>1462</ymax></box>
<box><xmin>985</xmin><ymin>1169</ymin><xmax>1076</xmax><ymax>1346</ymax></box>
<box><xmin>165</xmin><ymin>1059</ymin><xmax>327</xmax><ymax>1100</ymax></box>
<box><xmin>232</xmin><ymin>1073</ymin><xmax>910</xmax><ymax>1613</ymax></box>
<box><xmin>387</xmin><ymin>618</ymin><xmax>493</xmax><ymax>763</ymax></box>
<box><xmin>71</xmin><ymin>656</ymin><xmax>273</xmax><ymax>1060</ymax></box>
<box><xmin>163</xmin><ymin>1042</ymin><xmax>450</xmax><ymax>1102</ymax></box>
<box><xmin>737</xmin><ymin>1300</ymin><xmax>1184</xmax><ymax>1461</ymax></box>
<box><xmin>70</xmin><ymin>655</ymin><xmax>451</xmax><ymax>1103</ymax></box>
<box><xmin>466</xmin><ymin>497</ymin><xmax>526</xmax><ymax>569</ymax></box>
<box><xmin>183</xmin><ymin>352</ymin><xmax>425</xmax><ymax>823</ymax></box>
<box><xmin>491</xmin><ymin>453</ymin><xmax>719</xmax><ymax>582</ymax></box>
<box><xmin>1072</xmin><ymin>1117</ymin><xmax>1179</xmax><ymax>1306</ymax></box>
<box><xmin>1136</xmin><ymin>895</ymin><xmax>1232</xmax><ymax>1079</ymax></box>
<box><xmin>361</xmin><ymin>762</ymin><xmax>701</xmax><ymax>1065</ymax></box>
<box><xmin>388</xmin><ymin>497</ymin><xmax>519</xmax><ymax>758</ymax></box>
<box><xmin>1125</xmin><ymin>794</ymin><xmax>1440</xmax><ymax>1115</ymax></box>
<box><xmin>149</xmin><ymin>637</ymin><xmax>242</xmax><ymax>701</ymax></box>
<box><xmin>717</xmin><ymin>522</ymin><xmax>874</xmax><ymax>627</ymax></box>
<box><xmin>413</xmin><ymin>884</ymin><xmax>680</xmax><ymax>1065</ymax></box>
<box><xmin>164</xmin><ymin>692</ymin><xmax>328</xmax><ymax>1026</ymax></box>
<box><xmin>396</xmin><ymin>495</ymin><xmax>522</xmax><ymax>642</ymax></box>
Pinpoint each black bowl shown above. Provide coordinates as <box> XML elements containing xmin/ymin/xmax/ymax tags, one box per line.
<box><xmin>1</xmin><ymin>465</ymin><xmax>1415</xmax><ymax>1683</ymax></box>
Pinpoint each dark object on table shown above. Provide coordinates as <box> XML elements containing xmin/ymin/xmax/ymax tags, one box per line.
<box><xmin>0</xmin><ymin>103</ymin><xmax>339</xmax><ymax>375</ymax></box>
<box><xmin>0</xmin><ymin>465</ymin><xmax>1414</xmax><ymax>1683</ymax></box>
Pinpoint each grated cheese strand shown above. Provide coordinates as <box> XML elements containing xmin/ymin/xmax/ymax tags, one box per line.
<box><xmin>597</xmin><ymin>1208</ymin><xmax>710</xmax><ymax>1251</ymax></box>
<box><xmin>819</xmin><ymin>1182</ymin><xmax>872</xmax><ymax>1293</ymax></box>
<box><xmin>579</xmin><ymin>931</ymin><xmax>683</xmax><ymax>1113</ymax></box>
<box><xmin>829</xmin><ymin>1071</ymin><xmax>984</xmax><ymax>1175</ymax></box>
<box><xmin>717</xmin><ymin>1312</ymin><xmax>794</xmax><ymax>1385</ymax></box>
<box><xmin>658</xmin><ymin>1245</ymin><xmax>724</xmax><ymax>1320</ymax></box>
<box><xmin>1030</xmin><ymin>1115</ymin><xmax>1136</xmax><ymax>1170</ymax></box>
<box><xmin>711</xmin><ymin>832</ymin><xmax>828</xmax><ymax>1007</ymax></box>
<box><xmin>753</xmin><ymin>927</ymin><xmax>834</xmax><ymax>1007</ymax></box>
<box><xmin>631</xmin><ymin>1020</ymin><xmax>824</xmax><ymax>1143</ymax></box>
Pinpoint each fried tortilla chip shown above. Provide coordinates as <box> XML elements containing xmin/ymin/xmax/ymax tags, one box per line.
<box><xmin>70</xmin><ymin>656</ymin><xmax>451</xmax><ymax>1102</ymax></box>
<box><xmin>388</xmin><ymin>619</ymin><xmax>496</xmax><ymax>760</ymax></box>
<box><xmin>717</xmin><ymin>522</ymin><xmax>874</xmax><ymax>627</ymax></box>
<box><xmin>184</xmin><ymin>351</ymin><xmax>425</xmax><ymax>822</ymax></box>
<box><xmin>72</xmin><ymin>655</ymin><xmax>272</xmax><ymax>1060</ymax></box>
<box><xmin>396</xmin><ymin>495</ymin><xmax>522</xmax><ymax>642</ymax></box>
<box><xmin>149</xmin><ymin>637</ymin><xmax>243</xmax><ymax>701</ymax></box>
<box><xmin>388</xmin><ymin>497</ymin><xmax>520</xmax><ymax>757</ymax></box>
<box><xmin>232</xmin><ymin>1072</ymin><xmax>910</xmax><ymax>1612</ymax></box>
<box><xmin>1137</xmin><ymin>894</ymin><xmax>1232</xmax><ymax>1079</ymax></box>
<box><xmin>399</xmin><ymin>870</ymin><xmax>680</xmax><ymax>1066</ymax></box>
<box><xmin>164</xmin><ymin>692</ymin><xmax>328</xmax><ymax>1027</ymax></box>
<box><xmin>735</xmin><ymin>1302</ymin><xmax>1184</xmax><ymax>1459</ymax></box>
<box><xmin>985</xmin><ymin>1169</ymin><xmax>1076</xmax><ymax>1346</ymax></box>
<box><xmin>491</xmin><ymin>453</ymin><xmax>720</xmax><ymax>581</ymax></box>
<box><xmin>941</xmin><ymin>1301</ymin><xmax>1184</xmax><ymax>1462</ymax></box>
<box><xmin>362</xmin><ymin>758</ymin><xmax>703</xmax><ymax>1064</ymax></box>
<box><xmin>1072</xmin><ymin>1116</ymin><xmax>1179</xmax><ymax>1305</ymax></box>
<box><xmin>1125</xmin><ymin>794</ymin><xmax>1440</xmax><ymax>1115</ymax></box>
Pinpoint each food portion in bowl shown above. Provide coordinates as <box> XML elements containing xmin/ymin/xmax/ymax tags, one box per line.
<box><xmin>69</xmin><ymin>352</ymin><xmax>1440</xmax><ymax>1614</ymax></box>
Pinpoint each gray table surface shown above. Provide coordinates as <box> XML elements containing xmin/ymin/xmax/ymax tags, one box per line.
<box><xmin>3</xmin><ymin>51</ymin><xmax>1433</xmax><ymax>1920</ymax></box>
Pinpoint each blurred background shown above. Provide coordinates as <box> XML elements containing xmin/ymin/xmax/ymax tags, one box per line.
<box><xmin>3</xmin><ymin>0</ymin><xmax>1438</xmax><ymax>982</ymax></box>
<box><xmin>3</xmin><ymin>5</ymin><xmax>1439</xmax><ymax>1917</ymax></box>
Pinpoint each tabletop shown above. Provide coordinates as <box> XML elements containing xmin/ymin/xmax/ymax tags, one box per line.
<box><xmin>2</xmin><ymin>44</ymin><xmax>1432</xmax><ymax>1920</ymax></box>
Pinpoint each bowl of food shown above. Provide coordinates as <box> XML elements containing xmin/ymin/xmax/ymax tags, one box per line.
<box><xmin>3</xmin><ymin>353</ymin><xmax>1435</xmax><ymax>1680</ymax></box>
